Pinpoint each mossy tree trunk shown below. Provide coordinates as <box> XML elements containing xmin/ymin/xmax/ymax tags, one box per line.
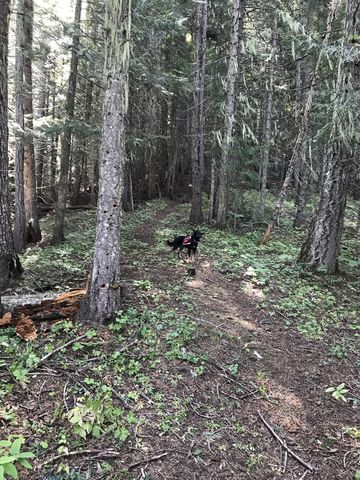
<box><xmin>23</xmin><ymin>0</ymin><xmax>41</xmax><ymax>243</ymax></box>
<box><xmin>190</xmin><ymin>0</ymin><xmax>207</xmax><ymax>224</ymax></box>
<box><xmin>79</xmin><ymin>0</ymin><xmax>132</xmax><ymax>324</ymax></box>
<box><xmin>216</xmin><ymin>0</ymin><xmax>243</xmax><ymax>228</ymax></box>
<box><xmin>0</xmin><ymin>0</ymin><xmax>22</xmax><ymax>312</ymax></box>
<box><xmin>14</xmin><ymin>0</ymin><xmax>26</xmax><ymax>251</ymax></box>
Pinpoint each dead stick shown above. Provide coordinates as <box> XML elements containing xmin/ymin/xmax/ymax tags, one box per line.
<box><xmin>37</xmin><ymin>333</ymin><xmax>88</xmax><ymax>367</ymax></box>
<box><xmin>129</xmin><ymin>452</ymin><xmax>169</xmax><ymax>470</ymax></box>
<box><xmin>258</xmin><ymin>411</ymin><xmax>314</xmax><ymax>472</ymax></box>
<box><xmin>37</xmin><ymin>449</ymin><xmax>124</xmax><ymax>469</ymax></box>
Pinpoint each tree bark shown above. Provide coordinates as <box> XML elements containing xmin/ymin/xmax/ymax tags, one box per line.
<box><xmin>79</xmin><ymin>0</ymin><xmax>132</xmax><ymax>324</ymax></box>
<box><xmin>208</xmin><ymin>156</ymin><xmax>216</xmax><ymax>222</ymax></box>
<box><xmin>261</xmin><ymin>0</ymin><xmax>340</xmax><ymax>243</ymax></box>
<box><xmin>53</xmin><ymin>0</ymin><xmax>82</xmax><ymax>243</ymax></box>
<box><xmin>293</xmin><ymin>0</ymin><xmax>311</xmax><ymax>227</ymax></box>
<box><xmin>293</xmin><ymin>158</ymin><xmax>310</xmax><ymax>227</ymax></box>
<box><xmin>35</xmin><ymin>48</ymin><xmax>50</xmax><ymax>198</ymax></box>
<box><xmin>298</xmin><ymin>0</ymin><xmax>359</xmax><ymax>273</ymax></box>
<box><xmin>50</xmin><ymin>67</ymin><xmax>58</xmax><ymax>201</ymax></box>
<box><xmin>189</xmin><ymin>0</ymin><xmax>207</xmax><ymax>224</ymax></box>
<box><xmin>23</xmin><ymin>0</ymin><xmax>41</xmax><ymax>243</ymax></box>
<box><xmin>72</xmin><ymin>5</ymin><xmax>95</xmax><ymax>206</ymax></box>
<box><xmin>14</xmin><ymin>0</ymin><xmax>27</xmax><ymax>251</ymax></box>
<box><xmin>298</xmin><ymin>142</ymin><xmax>350</xmax><ymax>273</ymax></box>
<box><xmin>216</xmin><ymin>0</ymin><xmax>243</xmax><ymax>228</ymax></box>
<box><xmin>166</xmin><ymin>97</ymin><xmax>179</xmax><ymax>199</ymax></box>
<box><xmin>0</xmin><ymin>0</ymin><xmax>22</xmax><ymax>313</ymax></box>
<box><xmin>258</xmin><ymin>21</ymin><xmax>276</xmax><ymax>217</ymax></box>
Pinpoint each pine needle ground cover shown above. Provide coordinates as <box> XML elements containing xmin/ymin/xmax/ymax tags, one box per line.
<box><xmin>1</xmin><ymin>199</ymin><xmax>359</xmax><ymax>479</ymax></box>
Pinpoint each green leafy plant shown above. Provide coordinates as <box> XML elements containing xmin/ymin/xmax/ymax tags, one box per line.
<box><xmin>256</xmin><ymin>371</ymin><xmax>267</xmax><ymax>396</ymax></box>
<box><xmin>67</xmin><ymin>394</ymin><xmax>133</xmax><ymax>441</ymax></box>
<box><xmin>325</xmin><ymin>383</ymin><xmax>349</xmax><ymax>402</ymax></box>
<box><xmin>228</xmin><ymin>363</ymin><xmax>239</xmax><ymax>376</ymax></box>
<box><xmin>344</xmin><ymin>427</ymin><xmax>360</xmax><ymax>439</ymax></box>
<box><xmin>0</xmin><ymin>437</ymin><xmax>34</xmax><ymax>479</ymax></box>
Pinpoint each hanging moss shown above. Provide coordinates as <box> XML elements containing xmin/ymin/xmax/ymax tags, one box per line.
<box><xmin>104</xmin><ymin>0</ymin><xmax>132</xmax><ymax>113</ymax></box>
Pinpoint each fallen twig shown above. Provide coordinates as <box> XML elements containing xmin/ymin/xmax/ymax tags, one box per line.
<box><xmin>299</xmin><ymin>471</ymin><xmax>308</xmax><ymax>480</ymax></box>
<box><xmin>128</xmin><ymin>451</ymin><xmax>169</xmax><ymax>470</ymax></box>
<box><xmin>63</xmin><ymin>379</ymin><xmax>69</xmax><ymax>412</ymax></box>
<box><xmin>189</xmin><ymin>402</ymin><xmax>218</xmax><ymax>419</ymax></box>
<box><xmin>207</xmin><ymin>360</ymin><xmax>252</xmax><ymax>393</ymax></box>
<box><xmin>258</xmin><ymin>411</ymin><xmax>314</xmax><ymax>472</ymax></box>
<box><xmin>36</xmin><ymin>333</ymin><xmax>88</xmax><ymax>367</ymax></box>
<box><xmin>37</xmin><ymin>448</ymin><xmax>124</xmax><ymax>469</ymax></box>
<box><xmin>281</xmin><ymin>450</ymin><xmax>288</xmax><ymax>474</ymax></box>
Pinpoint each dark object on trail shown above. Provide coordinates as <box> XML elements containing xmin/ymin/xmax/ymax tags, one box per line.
<box><xmin>187</xmin><ymin>268</ymin><xmax>196</xmax><ymax>277</ymax></box>
<box><xmin>8</xmin><ymin>254</ymin><xmax>23</xmax><ymax>278</ymax></box>
<box><xmin>26</xmin><ymin>218</ymin><xmax>42</xmax><ymax>243</ymax></box>
<box><xmin>167</xmin><ymin>230</ymin><xmax>204</xmax><ymax>259</ymax></box>
<box><xmin>206</xmin><ymin>28</ymin><xmax>218</xmax><ymax>41</ymax></box>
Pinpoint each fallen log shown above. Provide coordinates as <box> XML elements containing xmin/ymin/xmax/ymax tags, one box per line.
<box><xmin>0</xmin><ymin>290</ymin><xmax>86</xmax><ymax>341</ymax></box>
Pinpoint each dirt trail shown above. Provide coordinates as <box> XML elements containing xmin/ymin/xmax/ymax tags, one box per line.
<box><xmin>130</xmin><ymin>205</ymin><xmax>359</xmax><ymax>479</ymax></box>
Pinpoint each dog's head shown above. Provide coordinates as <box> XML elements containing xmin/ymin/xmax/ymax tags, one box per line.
<box><xmin>193</xmin><ymin>230</ymin><xmax>204</xmax><ymax>242</ymax></box>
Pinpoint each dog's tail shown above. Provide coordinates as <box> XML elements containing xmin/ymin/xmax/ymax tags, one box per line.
<box><xmin>167</xmin><ymin>239</ymin><xmax>174</xmax><ymax>247</ymax></box>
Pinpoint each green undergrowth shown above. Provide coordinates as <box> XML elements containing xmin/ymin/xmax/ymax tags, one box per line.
<box><xmin>156</xmin><ymin>197</ymin><xmax>360</xmax><ymax>345</ymax></box>
<box><xmin>0</xmin><ymin>294</ymin><xmax>207</xmax><ymax>477</ymax></box>
<box><xmin>3</xmin><ymin>197</ymin><xmax>359</xmax><ymax>478</ymax></box>
<box><xmin>16</xmin><ymin>200</ymin><xmax>167</xmax><ymax>292</ymax></box>
<box><xmin>15</xmin><ymin>197</ymin><xmax>360</xmax><ymax>345</ymax></box>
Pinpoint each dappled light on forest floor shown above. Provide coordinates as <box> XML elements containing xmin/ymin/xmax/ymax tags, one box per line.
<box><xmin>1</xmin><ymin>202</ymin><xmax>359</xmax><ymax>479</ymax></box>
<box><xmin>242</xmin><ymin>280</ymin><xmax>266</xmax><ymax>300</ymax></box>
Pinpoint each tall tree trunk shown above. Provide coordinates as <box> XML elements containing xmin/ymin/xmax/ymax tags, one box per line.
<box><xmin>261</xmin><ymin>0</ymin><xmax>340</xmax><ymax>244</ymax></box>
<box><xmin>208</xmin><ymin>156</ymin><xmax>216</xmax><ymax>222</ymax></box>
<box><xmin>79</xmin><ymin>0</ymin><xmax>132</xmax><ymax>324</ymax></box>
<box><xmin>216</xmin><ymin>0</ymin><xmax>243</xmax><ymax>228</ymax></box>
<box><xmin>166</xmin><ymin>96</ymin><xmax>179</xmax><ymax>199</ymax></box>
<box><xmin>23</xmin><ymin>0</ymin><xmax>41</xmax><ymax>243</ymax></box>
<box><xmin>50</xmin><ymin>67</ymin><xmax>58</xmax><ymax>201</ymax></box>
<box><xmin>73</xmin><ymin>78</ymin><xmax>93</xmax><ymax>205</ymax></box>
<box><xmin>128</xmin><ymin>164</ymin><xmax>134</xmax><ymax>212</ymax></box>
<box><xmin>298</xmin><ymin>0</ymin><xmax>359</xmax><ymax>273</ymax></box>
<box><xmin>50</xmin><ymin>136</ymin><xmax>58</xmax><ymax>201</ymax></box>
<box><xmin>14</xmin><ymin>0</ymin><xmax>26</xmax><ymax>251</ymax></box>
<box><xmin>53</xmin><ymin>0</ymin><xmax>82</xmax><ymax>243</ymax></box>
<box><xmin>293</xmin><ymin>0</ymin><xmax>311</xmax><ymax>227</ymax></box>
<box><xmin>72</xmin><ymin>3</ymin><xmax>95</xmax><ymax>206</ymax></box>
<box><xmin>258</xmin><ymin>21</ymin><xmax>276</xmax><ymax>217</ymax></box>
<box><xmin>35</xmin><ymin>48</ymin><xmax>50</xmax><ymax>198</ymax></box>
<box><xmin>293</xmin><ymin>155</ymin><xmax>310</xmax><ymax>227</ymax></box>
<box><xmin>189</xmin><ymin>0</ymin><xmax>207</xmax><ymax>224</ymax></box>
<box><xmin>0</xmin><ymin>0</ymin><xmax>22</xmax><ymax>313</ymax></box>
<box><xmin>298</xmin><ymin>142</ymin><xmax>350</xmax><ymax>273</ymax></box>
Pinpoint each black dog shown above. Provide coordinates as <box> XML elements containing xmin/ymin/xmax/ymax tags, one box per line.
<box><xmin>167</xmin><ymin>230</ymin><xmax>204</xmax><ymax>259</ymax></box>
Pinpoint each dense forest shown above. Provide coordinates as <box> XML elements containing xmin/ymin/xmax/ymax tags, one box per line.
<box><xmin>0</xmin><ymin>0</ymin><xmax>359</xmax><ymax>478</ymax></box>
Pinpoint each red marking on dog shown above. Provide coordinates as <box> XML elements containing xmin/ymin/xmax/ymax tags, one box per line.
<box><xmin>183</xmin><ymin>235</ymin><xmax>192</xmax><ymax>245</ymax></box>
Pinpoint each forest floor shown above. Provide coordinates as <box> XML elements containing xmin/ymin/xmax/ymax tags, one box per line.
<box><xmin>1</xmin><ymin>196</ymin><xmax>360</xmax><ymax>480</ymax></box>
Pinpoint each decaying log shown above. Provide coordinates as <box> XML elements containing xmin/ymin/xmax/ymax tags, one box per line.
<box><xmin>0</xmin><ymin>289</ymin><xmax>86</xmax><ymax>340</ymax></box>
